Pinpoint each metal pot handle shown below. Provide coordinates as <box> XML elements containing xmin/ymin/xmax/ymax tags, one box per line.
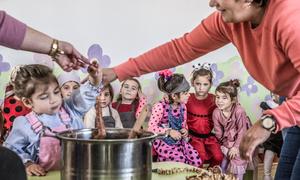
<box><xmin>154</xmin><ymin>133</ymin><xmax>167</xmax><ymax>139</ymax></box>
<box><xmin>41</xmin><ymin>126</ymin><xmax>74</xmax><ymax>139</ymax></box>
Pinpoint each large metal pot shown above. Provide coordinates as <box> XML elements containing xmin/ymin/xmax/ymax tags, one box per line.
<box><xmin>56</xmin><ymin>128</ymin><xmax>158</xmax><ymax>180</ymax></box>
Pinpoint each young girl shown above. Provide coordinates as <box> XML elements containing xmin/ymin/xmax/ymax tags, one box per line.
<box><xmin>84</xmin><ymin>84</ymin><xmax>123</xmax><ymax>128</ymax></box>
<box><xmin>1</xmin><ymin>66</ymin><xmax>31</xmax><ymax>140</ymax></box>
<box><xmin>112</xmin><ymin>78</ymin><xmax>147</xmax><ymax>128</ymax></box>
<box><xmin>3</xmin><ymin>63</ymin><xmax>102</xmax><ymax>176</ymax></box>
<box><xmin>148</xmin><ymin>70</ymin><xmax>202</xmax><ymax>167</ymax></box>
<box><xmin>213</xmin><ymin>79</ymin><xmax>252</xmax><ymax>180</ymax></box>
<box><xmin>186</xmin><ymin>63</ymin><xmax>223</xmax><ymax>167</ymax></box>
<box><xmin>57</xmin><ymin>71</ymin><xmax>81</xmax><ymax>99</ymax></box>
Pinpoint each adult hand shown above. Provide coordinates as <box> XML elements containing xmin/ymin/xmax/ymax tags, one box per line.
<box><xmin>87</xmin><ymin>61</ymin><xmax>102</xmax><ymax>86</ymax></box>
<box><xmin>102</xmin><ymin>68</ymin><xmax>117</xmax><ymax>84</ymax></box>
<box><xmin>26</xmin><ymin>163</ymin><xmax>46</xmax><ymax>176</ymax></box>
<box><xmin>55</xmin><ymin>41</ymin><xmax>90</xmax><ymax>72</ymax></box>
<box><xmin>239</xmin><ymin>120</ymin><xmax>271</xmax><ymax>161</ymax></box>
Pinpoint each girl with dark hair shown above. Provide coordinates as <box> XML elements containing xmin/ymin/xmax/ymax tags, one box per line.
<box><xmin>112</xmin><ymin>78</ymin><xmax>147</xmax><ymax>128</ymax></box>
<box><xmin>213</xmin><ymin>79</ymin><xmax>253</xmax><ymax>180</ymax></box>
<box><xmin>148</xmin><ymin>70</ymin><xmax>202</xmax><ymax>167</ymax></box>
<box><xmin>84</xmin><ymin>84</ymin><xmax>123</xmax><ymax>128</ymax></box>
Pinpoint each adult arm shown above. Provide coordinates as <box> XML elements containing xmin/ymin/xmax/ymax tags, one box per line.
<box><xmin>263</xmin><ymin>11</ymin><xmax>300</xmax><ymax>131</ymax></box>
<box><xmin>113</xmin><ymin>12</ymin><xmax>230</xmax><ymax>81</ymax></box>
<box><xmin>0</xmin><ymin>10</ymin><xmax>89</xmax><ymax>71</ymax></box>
<box><xmin>0</xmin><ymin>11</ymin><xmax>26</xmax><ymax>49</ymax></box>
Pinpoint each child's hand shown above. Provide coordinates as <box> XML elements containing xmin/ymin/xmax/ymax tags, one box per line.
<box><xmin>26</xmin><ymin>163</ymin><xmax>46</xmax><ymax>176</ymax></box>
<box><xmin>228</xmin><ymin>147</ymin><xmax>239</xmax><ymax>160</ymax></box>
<box><xmin>169</xmin><ymin>129</ymin><xmax>182</xmax><ymax>140</ymax></box>
<box><xmin>87</xmin><ymin>61</ymin><xmax>102</xmax><ymax>86</ymax></box>
<box><xmin>180</xmin><ymin>128</ymin><xmax>188</xmax><ymax>138</ymax></box>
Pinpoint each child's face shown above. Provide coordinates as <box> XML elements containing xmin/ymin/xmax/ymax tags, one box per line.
<box><xmin>25</xmin><ymin>81</ymin><xmax>62</xmax><ymax>115</ymax></box>
<box><xmin>120</xmin><ymin>80</ymin><xmax>139</xmax><ymax>101</ymax></box>
<box><xmin>215</xmin><ymin>91</ymin><xmax>234</xmax><ymax>111</ymax></box>
<box><xmin>99</xmin><ymin>88</ymin><xmax>112</xmax><ymax>108</ymax></box>
<box><xmin>192</xmin><ymin>75</ymin><xmax>211</xmax><ymax>97</ymax></box>
<box><xmin>61</xmin><ymin>81</ymin><xmax>80</xmax><ymax>99</ymax></box>
<box><xmin>172</xmin><ymin>91</ymin><xmax>190</xmax><ymax>104</ymax></box>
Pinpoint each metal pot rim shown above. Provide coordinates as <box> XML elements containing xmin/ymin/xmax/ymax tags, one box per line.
<box><xmin>56</xmin><ymin>128</ymin><xmax>158</xmax><ymax>143</ymax></box>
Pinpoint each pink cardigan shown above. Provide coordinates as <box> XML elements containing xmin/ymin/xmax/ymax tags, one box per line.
<box><xmin>212</xmin><ymin>104</ymin><xmax>250</xmax><ymax>149</ymax></box>
<box><xmin>0</xmin><ymin>11</ymin><xmax>26</xmax><ymax>49</ymax></box>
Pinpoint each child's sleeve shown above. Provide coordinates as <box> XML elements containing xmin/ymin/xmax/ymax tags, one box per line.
<box><xmin>147</xmin><ymin>102</ymin><xmax>168</xmax><ymax>134</ymax></box>
<box><xmin>83</xmin><ymin>107</ymin><xmax>96</xmax><ymax>128</ymax></box>
<box><xmin>135</xmin><ymin>96</ymin><xmax>147</xmax><ymax>119</ymax></box>
<box><xmin>112</xmin><ymin>108</ymin><xmax>123</xmax><ymax>128</ymax></box>
<box><xmin>64</xmin><ymin>82</ymin><xmax>101</xmax><ymax>120</ymax></box>
<box><xmin>233</xmin><ymin>109</ymin><xmax>249</xmax><ymax>148</ymax></box>
<box><xmin>212</xmin><ymin>110</ymin><xmax>223</xmax><ymax>141</ymax></box>
<box><xmin>3</xmin><ymin>116</ymin><xmax>35</xmax><ymax>164</ymax></box>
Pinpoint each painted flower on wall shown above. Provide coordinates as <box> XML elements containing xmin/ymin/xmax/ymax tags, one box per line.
<box><xmin>249</xmin><ymin>97</ymin><xmax>263</xmax><ymax>120</ymax></box>
<box><xmin>0</xmin><ymin>54</ymin><xmax>11</xmax><ymax>72</ymax></box>
<box><xmin>241</xmin><ymin>76</ymin><xmax>258</xmax><ymax>96</ymax></box>
<box><xmin>211</xmin><ymin>63</ymin><xmax>224</xmax><ymax>87</ymax></box>
<box><xmin>264</xmin><ymin>94</ymin><xmax>272</xmax><ymax>102</ymax></box>
<box><xmin>226</xmin><ymin>60</ymin><xmax>245</xmax><ymax>80</ymax></box>
<box><xmin>82</xmin><ymin>44</ymin><xmax>111</xmax><ymax>73</ymax></box>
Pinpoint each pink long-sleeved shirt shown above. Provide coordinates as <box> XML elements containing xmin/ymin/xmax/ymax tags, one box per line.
<box><xmin>113</xmin><ymin>0</ymin><xmax>300</xmax><ymax>131</ymax></box>
<box><xmin>0</xmin><ymin>11</ymin><xmax>26</xmax><ymax>49</ymax></box>
<box><xmin>213</xmin><ymin>104</ymin><xmax>249</xmax><ymax>149</ymax></box>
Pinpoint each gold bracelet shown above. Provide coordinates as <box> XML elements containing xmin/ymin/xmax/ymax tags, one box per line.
<box><xmin>49</xmin><ymin>39</ymin><xmax>65</xmax><ymax>60</ymax></box>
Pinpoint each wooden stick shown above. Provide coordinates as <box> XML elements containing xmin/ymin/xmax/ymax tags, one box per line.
<box><xmin>92</xmin><ymin>96</ymin><xmax>106</xmax><ymax>139</ymax></box>
<box><xmin>128</xmin><ymin>106</ymin><xmax>148</xmax><ymax>139</ymax></box>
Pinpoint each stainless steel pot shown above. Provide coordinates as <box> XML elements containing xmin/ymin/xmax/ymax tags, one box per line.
<box><xmin>56</xmin><ymin>128</ymin><xmax>158</xmax><ymax>180</ymax></box>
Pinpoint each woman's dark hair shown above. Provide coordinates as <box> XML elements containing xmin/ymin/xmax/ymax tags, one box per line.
<box><xmin>116</xmin><ymin>78</ymin><xmax>142</xmax><ymax>105</ymax></box>
<box><xmin>12</xmin><ymin>64</ymin><xmax>57</xmax><ymax>99</ymax></box>
<box><xmin>158</xmin><ymin>73</ymin><xmax>188</xmax><ymax>104</ymax></box>
<box><xmin>191</xmin><ymin>68</ymin><xmax>213</xmax><ymax>84</ymax></box>
<box><xmin>253</xmin><ymin>0</ymin><xmax>268</xmax><ymax>7</ymax></box>
<box><xmin>215</xmin><ymin>79</ymin><xmax>240</xmax><ymax>100</ymax></box>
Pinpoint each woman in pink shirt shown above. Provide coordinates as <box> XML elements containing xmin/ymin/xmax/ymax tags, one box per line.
<box><xmin>0</xmin><ymin>11</ymin><xmax>89</xmax><ymax>70</ymax></box>
<box><xmin>102</xmin><ymin>0</ymin><xmax>300</xmax><ymax>179</ymax></box>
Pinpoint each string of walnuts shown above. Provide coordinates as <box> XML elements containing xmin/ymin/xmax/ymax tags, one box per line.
<box><xmin>153</xmin><ymin>166</ymin><xmax>236</xmax><ymax>180</ymax></box>
<box><xmin>186</xmin><ymin>166</ymin><xmax>236</xmax><ymax>180</ymax></box>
